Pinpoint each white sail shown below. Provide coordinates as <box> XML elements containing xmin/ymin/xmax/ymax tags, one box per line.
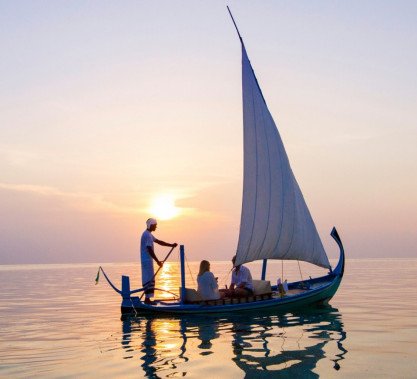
<box><xmin>235</xmin><ymin>44</ymin><xmax>330</xmax><ymax>269</ymax></box>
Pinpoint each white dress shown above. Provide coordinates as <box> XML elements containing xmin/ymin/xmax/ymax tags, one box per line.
<box><xmin>197</xmin><ymin>271</ymin><xmax>220</xmax><ymax>300</ymax></box>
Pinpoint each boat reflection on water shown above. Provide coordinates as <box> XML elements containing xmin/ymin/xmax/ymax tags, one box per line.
<box><xmin>229</xmin><ymin>307</ymin><xmax>348</xmax><ymax>376</ymax></box>
<box><xmin>121</xmin><ymin>306</ymin><xmax>347</xmax><ymax>377</ymax></box>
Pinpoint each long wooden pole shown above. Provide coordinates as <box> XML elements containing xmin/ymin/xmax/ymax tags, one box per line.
<box><xmin>139</xmin><ymin>245</ymin><xmax>177</xmax><ymax>300</ymax></box>
<box><xmin>152</xmin><ymin>245</ymin><xmax>177</xmax><ymax>281</ymax></box>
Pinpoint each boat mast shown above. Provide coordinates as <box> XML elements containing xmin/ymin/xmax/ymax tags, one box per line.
<box><xmin>180</xmin><ymin>245</ymin><xmax>186</xmax><ymax>304</ymax></box>
<box><xmin>261</xmin><ymin>259</ymin><xmax>267</xmax><ymax>280</ymax></box>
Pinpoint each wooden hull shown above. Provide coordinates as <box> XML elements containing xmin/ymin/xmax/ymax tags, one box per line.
<box><xmin>121</xmin><ymin>275</ymin><xmax>341</xmax><ymax>315</ymax></box>
<box><xmin>121</xmin><ymin>228</ymin><xmax>345</xmax><ymax>315</ymax></box>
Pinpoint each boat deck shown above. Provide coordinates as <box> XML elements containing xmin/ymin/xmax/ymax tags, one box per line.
<box><xmin>153</xmin><ymin>287</ymin><xmax>315</xmax><ymax>307</ymax></box>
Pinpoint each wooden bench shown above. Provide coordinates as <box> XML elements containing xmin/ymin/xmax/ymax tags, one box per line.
<box><xmin>182</xmin><ymin>280</ymin><xmax>273</xmax><ymax>305</ymax></box>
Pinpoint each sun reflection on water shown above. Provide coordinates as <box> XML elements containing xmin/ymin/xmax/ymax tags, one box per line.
<box><xmin>157</xmin><ymin>262</ymin><xmax>180</xmax><ymax>300</ymax></box>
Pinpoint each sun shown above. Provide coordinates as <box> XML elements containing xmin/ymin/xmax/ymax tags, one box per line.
<box><xmin>149</xmin><ymin>194</ymin><xmax>181</xmax><ymax>220</ymax></box>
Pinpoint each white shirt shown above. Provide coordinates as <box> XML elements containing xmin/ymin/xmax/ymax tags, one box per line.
<box><xmin>197</xmin><ymin>271</ymin><xmax>220</xmax><ymax>300</ymax></box>
<box><xmin>140</xmin><ymin>230</ymin><xmax>155</xmax><ymax>266</ymax></box>
<box><xmin>231</xmin><ymin>265</ymin><xmax>253</xmax><ymax>291</ymax></box>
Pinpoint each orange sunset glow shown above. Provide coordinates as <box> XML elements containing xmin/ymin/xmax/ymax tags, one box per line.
<box><xmin>0</xmin><ymin>3</ymin><xmax>416</xmax><ymax>265</ymax></box>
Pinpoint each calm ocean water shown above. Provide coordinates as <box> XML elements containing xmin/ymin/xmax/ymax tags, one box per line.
<box><xmin>1</xmin><ymin>258</ymin><xmax>416</xmax><ymax>378</ymax></box>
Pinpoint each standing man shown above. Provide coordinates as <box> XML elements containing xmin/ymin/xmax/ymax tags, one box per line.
<box><xmin>140</xmin><ymin>218</ymin><xmax>177</xmax><ymax>305</ymax></box>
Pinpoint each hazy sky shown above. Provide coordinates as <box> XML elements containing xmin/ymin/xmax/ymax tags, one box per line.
<box><xmin>1</xmin><ymin>1</ymin><xmax>416</xmax><ymax>264</ymax></box>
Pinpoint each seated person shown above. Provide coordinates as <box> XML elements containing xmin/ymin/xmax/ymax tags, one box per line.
<box><xmin>197</xmin><ymin>260</ymin><xmax>222</xmax><ymax>301</ymax></box>
<box><xmin>228</xmin><ymin>255</ymin><xmax>254</xmax><ymax>297</ymax></box>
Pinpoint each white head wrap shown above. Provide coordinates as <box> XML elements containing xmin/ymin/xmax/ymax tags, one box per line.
<box><xmin>146</xmin><ymin>218</ymin><xmax>157</xmax><ymax>228</ymax></box>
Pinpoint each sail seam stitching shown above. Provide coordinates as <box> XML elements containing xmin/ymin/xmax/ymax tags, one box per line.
<box><xmin>256</xmin><ymin>96</ymin><xmax>272</xmax><ymax>261</ymax></box>
<box><xmin>282</xmin><ymin>177</ymin><xmax>297</xmax><ymax>259</ymax></box>
<box><xmin>242</xmin><ymin>69</ymin><xmax>259</xmax><ymax>264</ymax></box>
<box><xmin>271</xmin><ymin>121</ymin><xmax>286</xmax><ymax>257</ymax></box>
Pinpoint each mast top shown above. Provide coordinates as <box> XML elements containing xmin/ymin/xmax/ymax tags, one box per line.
<box><xmin>227</xmin><ymin>6</ymin><xmax>243</xmax><ymax>44</ymax></box>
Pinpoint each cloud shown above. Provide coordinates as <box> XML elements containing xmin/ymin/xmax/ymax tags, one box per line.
<box><xmin>0</xmin><ymin>181</ymin><xmax>211</xmax><ymax>220</ymax></box>
<box><xmin>0</xmin><ymin>146</ymin><xmax>38</xmax><ymax>167</ymax></box>
<box><xmin>0</xmin><ymin>182</ymin><xmax>138</xmax><ymax>215</ymax></box>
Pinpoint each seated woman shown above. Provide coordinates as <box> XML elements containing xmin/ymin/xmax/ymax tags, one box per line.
<box><xmin>197</xmin><ymin>260</ymin><xmax>222</xmax><ymax>301</ymax></box>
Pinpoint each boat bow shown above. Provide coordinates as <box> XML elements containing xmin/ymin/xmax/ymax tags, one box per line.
<box><xmin>330</xmin><ymin>227</ymin><xmax>345</xmax><ymax>276</ymax></box>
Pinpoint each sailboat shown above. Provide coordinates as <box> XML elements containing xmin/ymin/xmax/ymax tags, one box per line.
<box><xmin>98</xmin><ymin>8</ymin><xmax>345</xmax><ymax>315</ymax></box>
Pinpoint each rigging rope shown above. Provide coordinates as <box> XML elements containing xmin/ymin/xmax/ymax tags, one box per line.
<box><xmin>297</xmin><ymin>260</ymin><xmax>304</xmax><ymax>282</ymax></box>
<box><xmin>220</xmin><ymin>268</ymin><xmax>233</xmax><ymax>289</ymax></box>
<box><xmin>185</xmin><ymin>255</ymin><xmax>196</xmax><ymax>286</ymax></box>
<box><xmin>130</xmin><ymin>297</ymin><xmax>138</xmax><ymax>317</ymax></box>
